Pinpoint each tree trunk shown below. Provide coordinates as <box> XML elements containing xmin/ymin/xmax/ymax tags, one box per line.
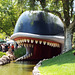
<box><xmin>64</xmin><ymin>28</ymin><xmax>72</xmax><ymax>52</ymax></box>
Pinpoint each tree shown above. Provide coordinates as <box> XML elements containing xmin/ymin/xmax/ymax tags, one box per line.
<box><xmin>17</xmin><ymin>0</ymin><xmax>75</xmax><ymax>51</ymax></box>
<box><xmin>0</xmin><ymin>0</ymin><xmax>22</xmax><ymax>35</ymax></box>
<box><xmin>27</xmin><ymin>0</ymin><xmax>75</xmax><ymax>52</ymax></box>
<box><xmin>0</xmin><ymin>0</ymin><xmax>75</xmax><ymax>52</ymax></box>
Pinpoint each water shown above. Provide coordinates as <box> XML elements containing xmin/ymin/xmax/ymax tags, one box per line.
<box><xmin>0</xmin><ymin>61</ymin><xmax>38</xmax><ymax>75</ymax></box>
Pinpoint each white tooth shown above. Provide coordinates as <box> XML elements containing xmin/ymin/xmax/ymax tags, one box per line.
<box><xmin>16</xmin><ymin>42</ymin><xmax>18</xmax><ymax>44</ymax></box>
<box><xmin>59</xmin><ymin>44</ymin><xmax>60</xmax><ymax>47</ymax></box>
<box><xmin>27</xmin><ymin>55</ymin><xmax>29</xmax><ymax>58</ymax></box>
<box><xmin>21</xmin><ymin>43</ymin><xmax>23</xmax><ymax>46</ymax></box>
<box><xmin>25</xmin><ymin>44</ymin><xmax>27</xmax><ymax>47</ymax></box>
<box><xmin>50</xmin><ymin>43</ymin><xmax>52</xmax><ymax>46</ymax></box>
<box><xmin>52</xmin><ymin>43</ymin><xmax>54</xmax><ymax>47</ymax></box>
<box><xmin>32</xmin><ymin>45</ymin><xmax>34</xmax><ymax>48</ymax></box>
<box><xmin>55</xmin><ymin>44</ymin><xmax>57</xmax><ymax>47</ymax></box>
<box><xmin>22</xmin><ymin>40</ymin><xmax>23</xmax><ymax>42</ymax></box>
<box><xmin>16</xmin><ymin>41</ymin><xmax>18</xmax><ymax>43</ymax></box>
<box><xmin>29</xmin><ymin>54</ymin><xmax>30</xmax><ymax>57</ymax></box>
<box><xmin>26</xmin><ymin>56</ymin><xmax>28</xmax><ymax>58</ymax></box>
<box><xmin>21</xmin><ymin>40</ymin><xmax>22</xmax><ymax>43</ymax></box>
<box><xmin>24</xmin><ymin>56</ymin><xmax>26</xmax><ymax>59</ymax></box>
<box><xmin>21</xmin><ymin>40</ymin><xmax>23</xmax><ymax>42</ymax></box>
<box><xmin>57</xmin><ymin>44</ymin><xmax>60</xmax><ymax>47</ymax></box>
<box><xmin>18</xmin><ymin>40</ymin><xmax>20</xmax><ymax>42</ymax></box>
<box><xmin>21</xmin><ymin>39</ymin><xmax>23</xmax><ymax>42</ymax></box>
<box><xmin>47</xmin><ymin>42</ymin><xmax>49</xmax><ymax>45</ymax></box>
<box><xmin>54</xmin><ymin>43</ymin><xmax>56</xmax><ymax>47</ymax></box>
<box><xmin>31</xmin><ymin>53</ymin><xmax>32</xmax><ymax>56</ymax></box>
<box><xmin>29</xmin><ymin>44</ymin><xmax>31</xmax><ymax>47</ymax></box>
<box><xmin>43</xmin><ymin>41</ymin><xmax>46</xmax><ymax>45</ymax></box>
<box><xmin>51</xmin><ymin>43</ymin><xmax>53</xmax><ymax>47</ymax></box>
<box><xmin>19</xmin><ymin>40</ymin><xmax>21</xmax><ymax>43</ymax></box>
<box><xmin>49</xmin><ymin>43</ymin><xmax>52</xmax><ymax>46</ymax></box>
<box><xmin>22</xmin><ymin>39</ymin><xmax>24</xmax><ymax>42</ymax></box>
<box><xmin>24</xmin><ymin>39</ymin><xmax>27</xmax><ymax>42</ymax></box>
<box><xmin>21</xmin><ymin>43</ymin><xmax>22</xmax><ymax>45</ymax></box>
<box><xmin>23</xmin><ymin>39</ymin><xmax>25</xmax><ymax>42</ymax></box>
<box><xmin>24</xmin><ymin>44</ymin><xmax>25</xmax><ymax>47</ymax></box>
<box><xmin>31</xmin><ymin>40</ymin><xmax>34</xmax><ymax>43</ymax></box>
<box><xmin>26</xmin><ymin>44</ymin><xmax>28</xmax><ymax>47</ymax></box>
<box><xmin>35</xmin><ymin>40</ymin><xmax>38</xmax><ymax>44</ymax></box>
<box><xmin>53</xmin><ymin>44</ymin><xmax>56</xmax><ymax>47</ymax></box>
<box><xmin>28</xmin><ymin>55</ymin><xmax>29</xmax><ymax>58</ymax></box>
<box><xmin>39</xmin><ymin>41</ymin><xmax>42</xmax><ymax>44</ymax></box>
<box><xmin>56</xmin><ymin>44</ymin><xmax>58</xmax><ymax>47</ymax></box>
<box><xmin>21</xmin><ymin>43</ymin><xmax>22</xmax><ymax>46</ymax></box>
<box><xmin>17</xmin><ymin>40</ymin><xmax>19</xmax><ymax>43</ymax></box>
<box><xmin>27</xmin><ymin>39</ymin><xmax>30</xmax><ymax>43</ymax></box>
<box><xmin>20</xmin><ymin>40</ymin><xmax>22</xmax><ymax>43</ymax></box>
<box><xmin>52</xmin><ymin>43</ymin><xmax>55</xmax><ymax>47</ymax></box>
<box><xmin>28</xmin><ymin>56</ymin><xmax>29</xmax><ymax>58</ymax></box>
<box><xmin>27</xmin><ymin>56</ymin><xmax>29</xmax><ymax>58</ymax></box>
<box><xmin>25</xmin><ymin>44</ymin><xmax>26</xmax><ymax>47</ymax></box>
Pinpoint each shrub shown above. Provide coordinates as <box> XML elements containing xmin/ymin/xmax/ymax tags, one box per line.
<box><xmin>72</xmin><ymin>49</ymin><xmax>75</xmax><ymax>54</ymax></box>
<box><xmin>14</xmin><ymin>47</ymin><xmax>26</xmax><ymax>58</ymax></box>
<box><xmin>0</xmin><ymin>52</ymin><xmax>6</xmax><ymax>58</ymax></box>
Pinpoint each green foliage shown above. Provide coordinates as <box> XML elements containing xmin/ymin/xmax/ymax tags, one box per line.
<box><xmin>0</xmin><ymin>0</ymin><xmax>21</xmax><ymax>35</ymax></box>
<box><xmin>0</xmin><ymin>33</ymin><xmax>7</xmax><ymax>39</ymax></box>
<box><xmin>0</xmin><ymin>52</ymin><xmax>6</xmax><ymax>58</ymax></box>
<box><xmin>0</xmin><ymin>0</ymin><xmax>75</xmax><ymax>36</ymax></box>
<box><xmin>39</xmin><ymin>49</ymin><xmax>75</xmax><ymax>75</ymax></box>
<box><xmin>14</xmin><ymin>47</ymin><xmax>26</xmax><ymax>58</ymax></box>
<box><xmin>72</xmin><ymin>49</ymin><xmax>75</xmax><ymax>53</ymax></box>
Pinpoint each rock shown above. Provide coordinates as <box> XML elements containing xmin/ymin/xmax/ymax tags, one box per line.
<box><xmin>1</xmin><ymin>58</ymin><xmax>8</xmax><ymax>64</ymax></box>
<box><xmin>0</xmin><ymin>58</ymin><xmax>5</xmax><ymax>65</ymax></box>
<box><xmin>0</xmin><ymin>49</ymin><xmax>15</xmax><ymax>66</ymax></box>
<box><xmin>0</xmin><ymin>53</ymin><xmax>15</xmax><ymax>65</ymax></box>
<box><xmin>2</xmin><ymin>55</ymin><xmax>10</xmax><ymax>63</ymax></box>
<box><xmin>0</xmin><ymin>59</ymin><xmax>4</xmax><ymax>65</ymax></box>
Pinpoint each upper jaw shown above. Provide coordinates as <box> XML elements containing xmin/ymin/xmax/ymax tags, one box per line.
<box><xmin>10</xmin><ymin>32</ymin><xmax>64</xmax><ymax>44</ymax></box>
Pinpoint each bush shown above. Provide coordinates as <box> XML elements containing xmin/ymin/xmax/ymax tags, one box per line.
<box><xmin>14</xmin><ymin>47</ymin><xmax>26</xmax><ymax>58</ymax></box>
<box><xmin>0</xmin><ymin>52</ymin><xmax>6</xmax><ymax>58</ymax></box>
<box><xmin>72</xmin><ymin>49</ymin><xmax>75</xmax><ymax>54</ymax></box>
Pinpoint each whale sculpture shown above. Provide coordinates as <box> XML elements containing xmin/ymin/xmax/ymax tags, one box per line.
<box><xmin>11</xmin><ymin>11</ymin><xmax>64</xmax><ymax>61</ymax></box>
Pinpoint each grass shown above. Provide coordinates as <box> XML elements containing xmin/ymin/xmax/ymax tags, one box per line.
<box><xmin>0</xmin><ymin>52</ymin><xmax>6</xmax><ymax>58</ymax></box>
<box><xmin>38</xmin><ymin>49</ymin><xmax>75</xmax><ymax>75</ymax></box>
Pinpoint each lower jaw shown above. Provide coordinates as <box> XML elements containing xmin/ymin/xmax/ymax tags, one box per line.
<box><xmin>14</xmin><ymin>36</ymin><xmax>61</xmax><ymax>61</ymax></box>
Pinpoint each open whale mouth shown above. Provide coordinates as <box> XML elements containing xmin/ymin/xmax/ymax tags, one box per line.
<box><xmin>11</xmin><ymin>32</ymin><xmax>64</xmax><ymax>61</ymax></box>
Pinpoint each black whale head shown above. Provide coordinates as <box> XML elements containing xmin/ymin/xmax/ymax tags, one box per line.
<box><xmin>14</xmin><ymin>11</ymin><xmax>64</xmax><ymax>36</ymax></box>
<box><xmin>11</xmin><ymin>11</ymin><xmax>64</xmax><ymax>61</ymax></box>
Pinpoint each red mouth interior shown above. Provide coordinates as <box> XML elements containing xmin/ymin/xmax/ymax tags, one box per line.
<box><xmin>14</xmin><ymin>37</ymin><xmax>61</xmax><ymax>60</ymax></box>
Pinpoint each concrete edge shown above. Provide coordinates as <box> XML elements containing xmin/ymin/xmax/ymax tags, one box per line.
<box><xmin>32</xmin><ymin>59</ymin><xmax>48</xmax><ymax>75</ymax></box>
